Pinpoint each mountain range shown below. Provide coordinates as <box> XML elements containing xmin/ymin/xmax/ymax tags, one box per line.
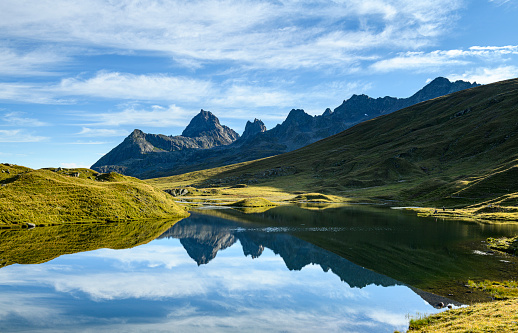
<box><xmin>91</xmin><ymin>77</ymin><xmax>479</xmax><ymax>179</ymax></box>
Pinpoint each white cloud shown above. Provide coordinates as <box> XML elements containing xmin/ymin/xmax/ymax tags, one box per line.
<box><xmin>448</xmin><ymin>65</ymin><xmax>518</xmax><ymax>84</ymax></box>
<box><xmin>0</xmin><ymin>72</ymin><xmax>214</xmax><ymax>104</ymax></box>
<box><xmin>371</xmin><ymin>45</ymin><xmax>518</xmax><ymax>73</ymax></box>
<box><xmin>371</xmin><ymin>51</ymin><xmax>470</xmax><ymax>72</ymax></box>
<box><xmin>60</xmin><ymin>162</ymin><xmax>90</xmax><ymax>168</ymax></box>
<box><xmin>57</xmin><ymin>71</ymin><xmax>215</xmax><ymax>102</ymax></box>
<box><xmin>64</xmin><ymin>141</ymin><xmax>110</xmax><ymax>145</ymax></box>
<box><xmin>81</xmin><ymin>104</ymin><xmax>192</xmax><ymax>128</ymax></box>
<box><xmin>2</xmin><ymin>112</ymin><xmax>48</xmax><ymax>127</ymax></box>
<box><xmin>0</xmin><ymin>83</ymin><xmax>74</xmax><ymax>104</ymax></box>
<box><xmin>0</xmin><ymin>46</ymin><xmax>70</xmax><ymax>76</ymax></box>
<box><xmin>489</xmin><ymin>0</ymin><xmax>516</xmax><ymax>6</ymax></box>
<box><xmin>0</xmin><ymin>129</ymin><xmax>47</xmax><ymax>142</ymax></box>
<box><xmin>0</xmin><ymin>1</ymin><xmax>464</xmax><ymax>70</ymax></box>
<box><xmin>77</xmin><ymin>127</ymin><xmax>129</xmax><ymax>137</ymax></box>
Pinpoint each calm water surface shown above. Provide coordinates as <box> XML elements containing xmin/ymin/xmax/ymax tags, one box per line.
<box><xmin>1</xmin><ymin>205</ymin><xmax>518</xmax><ymax>332</ymax></box>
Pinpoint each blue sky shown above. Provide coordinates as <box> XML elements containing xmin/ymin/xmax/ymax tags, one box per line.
<box><xmin>1</xmin><ymin>0</ymin><xmax>518</xmax><ymax>169</ymax></box>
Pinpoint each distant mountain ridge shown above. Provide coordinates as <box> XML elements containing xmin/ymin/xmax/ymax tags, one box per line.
<box><xmin>91</xmin><ymin>77</ymin><xmax>479</xmax><ymax>178</ymax></box>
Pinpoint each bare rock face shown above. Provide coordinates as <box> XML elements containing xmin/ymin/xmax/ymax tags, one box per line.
<box><xmin>182</xmin><ymin>109</ymin><xmax>239</xmax><ymax>143</ymax></box>
<box><xmin>239</xmin><ymin>118</ymin><xmax>267</xmax><ymax>142</ymax></box>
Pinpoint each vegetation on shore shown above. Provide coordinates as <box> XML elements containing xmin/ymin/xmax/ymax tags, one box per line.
<box><xmin>0</xmin><ymin>164</ymin><xmax>188</xmax><ymax>227</ymax></box>
<box><xmin>405</xmin><ymin>260</ymin><xmax>518</xmax><ymax>331</ymax></box>
<box><xmin>407</xmin><ymin>298</ymin><xmax>518</xmax><ymax>332</ymax></box>
<box><xmin>487</xmin><ymin>235</ymin><xmax>518</xmax><ymax>255</ymax></box>
<box><xmin>466</xmin><ymin>280</ymin><xmax>518</xmax><ymax>300</ymax></box>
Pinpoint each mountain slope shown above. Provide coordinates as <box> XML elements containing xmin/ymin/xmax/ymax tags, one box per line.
<box><xmin>152</xmin><ymin>78</ymin><xmax>518</xmax><ymax>209</ymax></box>
<box><xmin>92</xmin><ymin>77</ymin><xmax>479</xmax><ymax>179</ymax></box>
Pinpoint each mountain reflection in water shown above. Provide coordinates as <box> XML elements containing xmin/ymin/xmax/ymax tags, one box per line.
<box><xmin>160</xmin><ymin>213</ymin><xmax>401</xmax><ymax>289</ymax></box>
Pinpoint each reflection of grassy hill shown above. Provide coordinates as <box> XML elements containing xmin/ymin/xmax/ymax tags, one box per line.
<box><xmin>150</xmin><ymin>78</ymin><xmax>518</xmax><ymax>221</ymax></box>
<box><xmin>0</xmin><ymin>219</ymin><xmax>181</xmax><ymax>268</ymax></box>
<box><xmin>0</xmin><ymin>165</ymin><xmax>188</xmax><ymax>226</ymax></box>
<box><xmin>194</xmin><ymin>206</ymin><xmax>518</xmax><ymax>304</ymax></box>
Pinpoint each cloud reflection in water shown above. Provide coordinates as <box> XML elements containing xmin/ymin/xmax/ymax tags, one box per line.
<box><xmin>0</xmin><ymin>214</ymin><xmax>443</xmax><ymax>332</ymax></box>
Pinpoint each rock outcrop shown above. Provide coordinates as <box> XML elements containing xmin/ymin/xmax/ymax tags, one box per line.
<box><xmin>238</xmin><ymin>118</ymin><xmax>267</xmax><ymax>142</ymax></box>
<box><xmin>181</xmin><ymin>109</ymin><xmax>239</xmax><ymax>143</ymax></box>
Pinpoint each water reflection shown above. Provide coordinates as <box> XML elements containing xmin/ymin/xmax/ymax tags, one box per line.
<box><xmin>0</xmin><ymin>209</ymin><xmax>459</xmax><ymax>333</ymax></box>
<box><xmin>196</xmin><ymin>205</ymin><xmax>518</xmax><ymax>302</ymax></box>
<box><xmin>161</xmin><ymin>213</ymin><xmax>401</xmax><ymax>289</ymax></box>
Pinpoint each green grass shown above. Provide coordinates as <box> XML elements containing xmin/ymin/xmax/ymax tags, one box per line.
<box><xmin>408</xmin><ymin>280</ymin><xmax>518</xmax><ymax>331</ymax></box>
<box><xmin>487</xmin><ymin>236</ymin><xmax>518</xmax><ymax>255</ymax></box>
<box><xmin>147</xmin><ymin>78</ymin><xmax>518</xmax><ymax>222</ymax></box>
<box><xmin>0</xmin><ymin>164</ymin><xmax>188</xmax><ymax>226</ymax></box>
<box><xmin>407</xmin><ymin>299</ymin><xmax>518</xmax><ymax>332</ymax></box>
<box><xmin>289</xmin><ymin>192</ymin><xmax>343</xmax><ymax>203</ymax></box>
<box><xmin>467</xmin><ymin>280</ymin><xmax>518</xmax><ymax>300</ymax></box>
<box><xmin>225</xmin><ymin>197</ymin><xmax>278</xmax><ymax>207</ymax></box>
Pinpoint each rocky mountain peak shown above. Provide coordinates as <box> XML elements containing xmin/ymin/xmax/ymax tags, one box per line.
<box><xmin>284</xmin><ymin>109</ymin><xmax>313</xmax><ymax>125</ymax></box>
<box><xmin>409</xmin><ymin>77</ymin><xmax>480</xmax><ymax>103</ymax></box>
<box><xmin>322</xmin><ymin>108</ymin><xmax>333</xmax><ymax>117</ymax></box>
<box><xmin>182</xmin><ymin>109</ymin><xmax>222</xmax><ymax>138</ymax></box>
<box><xmin>130</xmin><ymin>129</ymin><xmax>145</xmax><ymax>139</ymax></box>
<box><xmin>180</xmin><ymin>109</ymin><xmax>239</xmax><ymax>143</ymax></box>
<box><xmin>241</xmin><ymin>118</ymin><xmax>267</xmax><ymax>141</ymax></box>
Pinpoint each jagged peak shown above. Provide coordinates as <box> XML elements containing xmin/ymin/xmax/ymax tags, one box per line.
<box><xmin>428</xmin><ymin>76</ymin><xmax>451</xmax><ymax>85</ymax></box>
<box><xmin>285</xmin><ymin>109</ymin><xmax>312</xmax><ymax>122</ymax></box>
<box><xmin>129</xmin><ymin>129</ymin><xmax>146</xmax><ymax>140</ymax></box>
<box><xmin>322</xmin><ymin>108</ymin><xmax>333</xmax><ymax>116</ymax></box>
<box><xmin>241</xmin><ymin>118</ymin><xmax>266</xmax><ymax>140</ymax></box>
<box><xmin>349</xmin><ymin>94</ymin><xmax>372</xmax><ymax>101</ymax></box>
<box><xmin>182</xmin><ymin>109</ymin><xmax>222</xmax><ymax>138</ymax></box>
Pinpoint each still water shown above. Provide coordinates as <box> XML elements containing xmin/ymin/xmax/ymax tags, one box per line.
<box><xmin>1</xmin><ymin>205</ymin><xmax>518</xmax><ymax>332</ymax></box>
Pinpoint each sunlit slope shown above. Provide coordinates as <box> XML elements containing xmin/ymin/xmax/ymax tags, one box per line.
<box><xmin>150</xmin><ymin>78</ymin><xmax>518</xmax><ymax>208</ymax></box>
<box><xmin>0</xmin><ymin>165</ymin><xmax>188</xmax><ymax>226</ymax></box>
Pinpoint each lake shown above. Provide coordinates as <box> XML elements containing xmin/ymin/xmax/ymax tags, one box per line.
<box><xmin>1</xmin><ymin>204</ymin><xmax>518</xmax><ymax>332</ymax></box>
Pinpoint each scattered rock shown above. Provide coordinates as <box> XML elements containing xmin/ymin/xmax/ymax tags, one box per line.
<box><xmin>164</xmin><ymin>188</ymin><xmax>189</xmax><ymax>197</ymax></box>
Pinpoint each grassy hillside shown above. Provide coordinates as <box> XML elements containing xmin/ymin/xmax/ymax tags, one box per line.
<box><xmin>0</xmin><ymin>164</ymin><xmax>188</xmax><ymax>226</ymax></box>
<box><xmin>407</xmin><ymin>298</ymin><xmax>518</xmax><ymax>332</ymax></box>
<box><xmin>149</xmin><ymin>78</ymin><xmax>518</xmax><ymax>220</ymax></box>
